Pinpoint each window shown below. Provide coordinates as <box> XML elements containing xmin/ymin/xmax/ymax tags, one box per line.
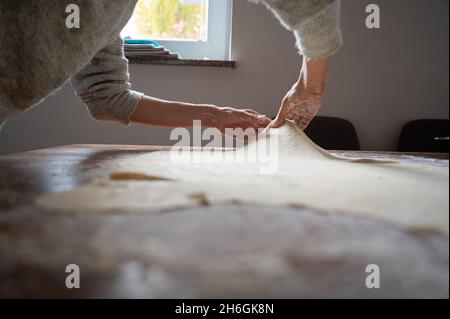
<box><xmin>121</xmin><ymin>0</ymin><xmax>233</xmax><ymax>60</ymax></box>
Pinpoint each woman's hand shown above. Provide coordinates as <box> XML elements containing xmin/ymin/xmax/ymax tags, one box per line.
<box><xmin>131</xmin><ymin>96</ymin><xmax>270</xmax><ymax>135</ymax></box>
<box><xmin>213</xmin><ymin>107</ymin><xmax>271</xmax><ymax>134</ymax></box>
<box><xmin>272</xmin><ymin>57</ymin><xmax>331</xmax><ymax>130</ymax></box>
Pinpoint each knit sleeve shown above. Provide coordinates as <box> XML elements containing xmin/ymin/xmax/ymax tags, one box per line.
<box><xmin>256</xmin><ymin>0</ymin><xmax>343</xmax><ymax>59</ymax></box>
<box><xmin>71</xmin><ymin>37</ymin><xmax>144</xmax><ymax>126</ymax></box>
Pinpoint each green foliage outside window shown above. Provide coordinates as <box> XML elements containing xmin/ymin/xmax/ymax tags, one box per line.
<box><xmin>134</xmin><ymin>0</ymin><xmax>207</xmax><ymax>40</ymax></box>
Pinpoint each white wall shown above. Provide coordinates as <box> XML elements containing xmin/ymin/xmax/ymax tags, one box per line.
<box><xmin>0</xmin><ymin>0</ymin><xmax>448</xmax><ymax>155</ymax></box>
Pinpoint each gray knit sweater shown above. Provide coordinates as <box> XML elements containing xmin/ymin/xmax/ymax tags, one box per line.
<box><xmin>0</xmin><ymin>0</ymin><xmax>342</xmax><ymax>128</ymax></box>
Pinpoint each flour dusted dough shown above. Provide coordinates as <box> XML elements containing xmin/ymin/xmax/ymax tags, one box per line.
<box><xmin>38</xmin><ymin>122</ymin><xmax>449</xmax><ymax>234</ymax></box>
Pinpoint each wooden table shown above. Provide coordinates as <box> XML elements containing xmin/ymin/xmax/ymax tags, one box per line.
<box><xmin>0</xmin><ymin>145</ymin><xmax>448</xmax><ymax>298</ymax></box>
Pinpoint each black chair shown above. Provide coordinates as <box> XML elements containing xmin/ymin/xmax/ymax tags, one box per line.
<box><xmin>397</xmin><ymin>119</ymin><xmax>449</xmax><ymax>153</ymax></box>
<box><xmin>304</xmin><ymin>116</ymin><xmax>361</xmax><ymax>150</ymax></box>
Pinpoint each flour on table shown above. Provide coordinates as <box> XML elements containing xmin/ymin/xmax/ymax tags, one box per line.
<box><xmin>37</xmin><ymin>122</ymin><xmax>449</xmax><ymax>234</ymax></box>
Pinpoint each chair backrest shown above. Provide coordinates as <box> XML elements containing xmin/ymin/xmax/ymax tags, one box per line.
<box><xmin>397</xmin><ymin>119</ymin><xmax>449</xmax><ymax>153</ymax></box>
<box><xmin>304</xmin><ymin>116</ymin><xmax>361</xmax><ymax>150</ymax></box>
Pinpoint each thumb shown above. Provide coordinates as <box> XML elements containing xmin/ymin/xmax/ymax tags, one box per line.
<box><xmin>271</xmin><ymin>105</ymin><xmax>289</xmax><ymax>128</ymax></box>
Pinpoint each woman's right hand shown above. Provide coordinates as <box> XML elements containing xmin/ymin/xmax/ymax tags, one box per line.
<box><xmin>272</xmin><ymin>57</ymin><xmax>331</xmax><ymax>130</ymax></box>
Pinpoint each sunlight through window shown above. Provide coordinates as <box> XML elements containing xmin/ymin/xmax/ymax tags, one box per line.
<box><xmin>122</xmin><ymin>0</ymin><xmax>209</xmax><ymax>41</ymax></box>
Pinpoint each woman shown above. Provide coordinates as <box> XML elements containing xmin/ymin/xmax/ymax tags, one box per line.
<box><xmin>0</xmin><ymin>0</ymin><xmax>342</xmax><ymax>133</ymax></box>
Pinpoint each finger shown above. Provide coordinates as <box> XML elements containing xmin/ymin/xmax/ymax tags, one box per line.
<box><xmin>271</xmin><ymin>105</ymin><xmax>289</xmax><ymax>128</ymax></box>
<box><xmin>246</xmin><ymin>115</ymin><xmax>270</xmax><ymax>129</ymax></box>
<box><xmin>233</xmin><ymin>114</ymin><xmax>268</xmax><ymax>130</ymax></box>
<box><xmin>293</xmin><ymin>113</ymin><xmax>312</xmax><ymax>130</ymax></box>
<box><xmin>298</xmin><ymin>117</ymin><xmax>313</xmax><ymax>130</ymax></box>
<box><xmin>301</xmin><ymin>106</ymin><xmax>320</xmax><ymax>130</ymax></box>
<box><xmin>271</xmin><ymin>117</ymin><xmax>285</xmax><ymax>128</ymax></box>
<box><xmin>256</xmin><ymin>115</ymin><xmax>271</xmax><ymax>127</ymax></box>
<box><xmin>286</xmin><ymin>110</ymin><xmax>296</xmax><ymax>120</ymax></box>
<box><xmin>244</xmin><ymin>109</ymin><xmax>261</xmax><ymax>116</ymax></box>
<box><xmin>293</xmin><ymin>105</ymin><xmax>303</xmax><ymax>114</ymax></box>
<box><xmin>293</xmin><ymin>113</ymin><xmax>304</xmax><ymax>127</ymax></box>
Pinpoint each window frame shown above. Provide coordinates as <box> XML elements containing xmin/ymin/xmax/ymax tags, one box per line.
<box><xmin>126</xmin><ymin>0</ymin><xmax>233</xmax><ymax>61</ymax></box>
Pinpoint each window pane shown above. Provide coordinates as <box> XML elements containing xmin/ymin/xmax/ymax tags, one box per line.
<box><xmin>122</xmin><ymin>0</ymin><xmax>208</xmax><ymax>41</ymax></box>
